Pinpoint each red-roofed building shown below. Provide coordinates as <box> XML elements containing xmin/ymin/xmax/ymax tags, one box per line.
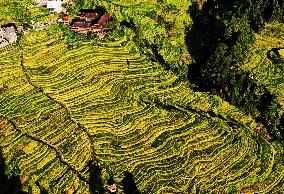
<box><xmin>79</xmin><ymin>12</ymin><xmax>100</xmax><ymax>21</ymax></box>
<box><xmin>63</xmin><ymin>15</ymin><xmax>70</xmax><ymax>25</ymax></box>
<box><xmin>71</xmin><ymin>22</ymin><xmax>92</xmax><ymax>34</ymax></box>
<box><xmin>93</xmin><ymin>13</ymin><xmax>112</xmax><ymax>28</ymax></box>
<box><xmin>69</xmin><ymin>11</ymin><xmax>113</xmax><ymax>36</ymax></box>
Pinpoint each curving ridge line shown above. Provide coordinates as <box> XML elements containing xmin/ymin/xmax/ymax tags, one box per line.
<box><xmin>18</xmin><ymin>54</ymin><xmax>95</xmax><ymax>174</ymax></box>
<box><xmin>0</xmin><ymin>114</ymin><xmax>90</xmax><ymax>184</ymax></box>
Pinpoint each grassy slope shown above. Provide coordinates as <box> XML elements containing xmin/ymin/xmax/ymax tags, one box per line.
<box><xmin>0</xmin><ymin>23</ymin><xmax>284</xmax><ymax>193</ymax></box>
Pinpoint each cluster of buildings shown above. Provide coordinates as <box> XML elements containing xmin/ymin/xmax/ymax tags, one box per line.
<box><xmin>0</xmin><ymin>1</ymin><xmax>112</xmax><ymax>48</ymax></box>
<box><xmin>33</xmin><ymin>0</ymin><xmax>113</xmax><ymax>36</ymax></box>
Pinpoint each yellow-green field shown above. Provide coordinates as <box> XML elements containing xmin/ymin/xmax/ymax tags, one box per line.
<box><xmin>1</xmin><ymin>25</ymin><xmax>284</xmax><ymax>193</ymax></box>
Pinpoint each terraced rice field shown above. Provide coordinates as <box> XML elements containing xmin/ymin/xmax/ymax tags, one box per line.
<box><xmin>1</xmin><ymin>26</ymin><xmax>284</xmax><ymax>193</ymax></box>
<box><xmin>241</xmin><ymin>22</ymin><xmax>284</xmax><ymax>108</ymax></box>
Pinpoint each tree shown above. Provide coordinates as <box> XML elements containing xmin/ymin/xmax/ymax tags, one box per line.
<box><xmin>0</xmin><ymin>149</ymin><xmax>27</xmax><ymax>194</ymax></box>
<box><xmin>121</xmin><ymin>171</ymin><xmax>140</xmax><ymax>194</ymax></box>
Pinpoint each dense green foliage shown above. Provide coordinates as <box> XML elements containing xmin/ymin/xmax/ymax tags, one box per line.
<box><xmin>0</xmin><ymin>149</ymin><xmax>27</xmax><ymax>194</ymax></box>
<box><xmin>228</xmin><ymin>73</ymin><xmax>283</xmax><ymax>139</ymax></box>
<box><xmin>268</xmin><ymin>48</ymin><xmax>284</xmax><ymax>65</ymax></box>
<box><xmin>0</xmin><ymin>0</ymin><xmax>31</xmax><ymax>24</ymax></box>
<box><xmin>188</xmin><ymin>0</ymin><xmax>283</xmax><ymax>90</ymax></box>
<box><xmin>187</xmin><ymin>0</ymin><xmax>284</xmax><ymax>139</ymax></box>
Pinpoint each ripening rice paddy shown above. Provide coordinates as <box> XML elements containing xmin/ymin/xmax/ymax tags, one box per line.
<box><xmin>1</xmin><ymin>25</ymin><xmax>284</xmax><ymax>193</ymax></box>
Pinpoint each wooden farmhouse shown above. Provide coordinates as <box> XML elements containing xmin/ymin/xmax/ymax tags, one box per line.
<box><xmin>79</xmin><ymin>12</ymin><xmax>100</xmax><ymax>21</ymax></box>
<box><xmin>70</xmin><ymin>11</ymin><xmax>112</xmax><ymax>36</ymax></box>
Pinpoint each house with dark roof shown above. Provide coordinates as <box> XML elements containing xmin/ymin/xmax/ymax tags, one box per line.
<box><xmin>93</xmin><ymin>13</ymin><xmax>112</xmax><ymax>28</ymax></box>
<box><xmin>71</xmin><ymin>22</ymin><xmax>92</xmax><ymax>34</ymax></box>
<box><xmin>79</xmin><ymin>12</ymin><xmax>100</xmax><ymax>21</ymax></box>
<box><xmin>70</xmin><ymin>11</ymin><xmax>112</xmax><ymax>36</ymax></box>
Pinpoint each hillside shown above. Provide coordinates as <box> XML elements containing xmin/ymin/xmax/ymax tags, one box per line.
<box><xmin>1</xmin><ymin>0</ymin><xmax>284</xmax><ymax>193</ymax></box>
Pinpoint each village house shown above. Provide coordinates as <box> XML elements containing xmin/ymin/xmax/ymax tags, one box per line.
<box><xmin>47</xmin><ymin>0</ymin><xmax>63</xmax><ymax>13</ymax></box>
<box><xmin>71</xmin><ymin>22</ymin><xmax>92</xmax><ymax>33</ymax></box>
<box><xmin>79</xmin><ymin>12</ymin><xmax>100</xmax><ymax>21</ymax></box>
<box><xmin>0</xmin><ymin>25</ymin><xmax>17</xmax><ymax>48</ymax></box>
<box><xmin>33</xmin><ymin>1</ymin><xmax>113</xmax><ymax>37</ymax></box>
<box><xmin>70</xmin><ymin>11</ymin><xmax>112</xmax><ymax>36</ymax></box>
<box><xmin>93</xmin><ymin>13</ymin><xmax>112</xmax><ymax>29</ymax></box>
<box><xmin>34</xmin><ymin>0</ymin><xmax>69</xmax><ymax>13</ymax></box>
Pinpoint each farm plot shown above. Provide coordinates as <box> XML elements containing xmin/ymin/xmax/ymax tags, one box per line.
<box><xmin>1</xmin><ymin>26</ymin><xmax>284</xmax><ymax>193</ymax></box>
<box><xmin>0</xmin><ymin>46</ymin><xmax>93</xmax><ymax>193</ymax></box>
<box><xmin>240</xmin><ymin>22</ymin><xmax>284</xmax><ymax>107</ymax></box>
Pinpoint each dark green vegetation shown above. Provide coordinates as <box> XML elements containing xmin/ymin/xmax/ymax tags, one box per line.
<box><xmin>0</xmin><ymin>149</ymin><xmax>27</xmax><ymax>194</ymax></box>
<box><xmin>187</xmin><ymin>0</ymin><xmax>284</xmax><ymax>140</ymax></box>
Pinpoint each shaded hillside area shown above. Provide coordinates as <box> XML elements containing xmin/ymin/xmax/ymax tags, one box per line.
<box><xmin>0</xmin><ymin>149</ymin><xmax>27</xmax><ymax>194</ymax></box>
<box><xmin>186</xmin><ymin>0</ymin><xmax>284</xmax><ymax>140</ymax></box>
